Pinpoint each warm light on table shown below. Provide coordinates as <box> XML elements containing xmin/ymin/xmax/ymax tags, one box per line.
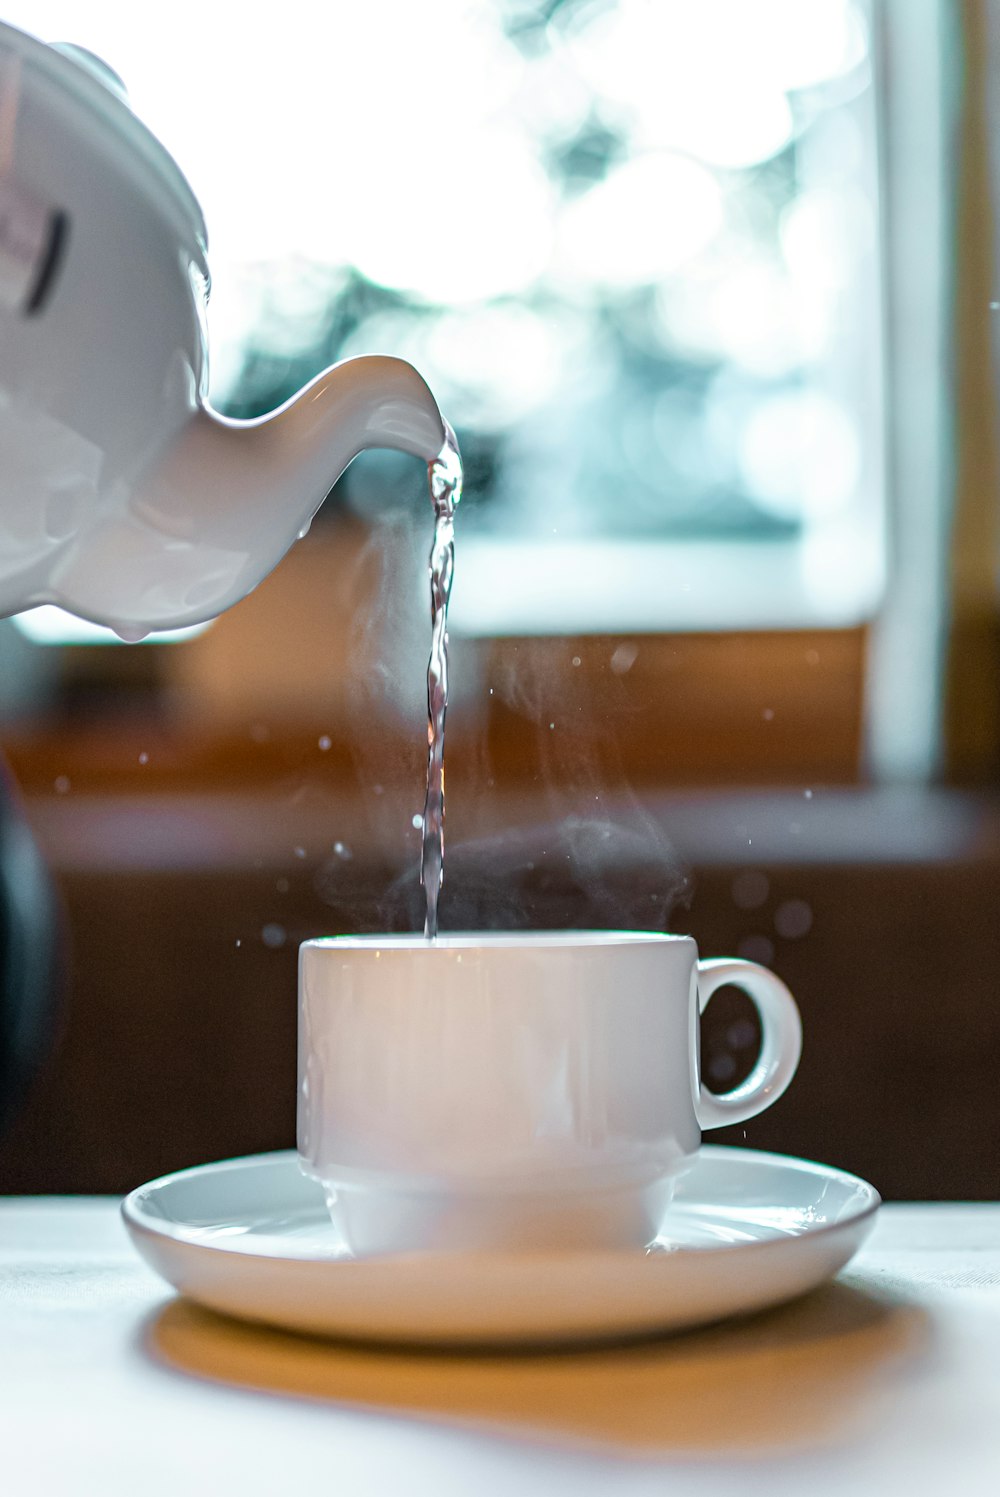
<box><xmin>2</xmin><ymin>1199</ymin><xmax>999</xmax><ymax>1493</ymax></box>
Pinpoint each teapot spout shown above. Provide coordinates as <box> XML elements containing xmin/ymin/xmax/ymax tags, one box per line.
<box><xmin>228</xmin><ymin>351</ymin><xmax>451</xmax><ymax>491</ymax></box>
<box><xmin>151</xmin><ymin>354</ymin><xmax>450</xmax><ymax>621</ymax></box>
<box><xmin>51</xmin><ymin>356</ymin><xmax>450</xmax><ymax>634</ymax></box>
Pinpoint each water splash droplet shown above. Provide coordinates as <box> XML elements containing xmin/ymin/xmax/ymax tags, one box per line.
<box><xmin>727</xmin><ymin>1019</ymin><xmax>758</xmax><ymax>1049</ymax></box>
<box><xmin>737</xmin><ymin>933</ymin><xmax>775</xmax><ymax>965</ymax></box>
<box><xmin>709</xmin><ymin>1054</ymin><xmax>737</xmax><ymax>1084</ymax></box>
<box><xmin>774</xmin><ymin>899</ymin><xmax>813</xmax><ymax>940</ymax></box>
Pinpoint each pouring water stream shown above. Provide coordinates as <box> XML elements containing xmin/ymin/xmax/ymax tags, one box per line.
<box><xmin>420</xmin><ymin>422</ymin><xmax>462</xmax><ymax>939</ymax></box>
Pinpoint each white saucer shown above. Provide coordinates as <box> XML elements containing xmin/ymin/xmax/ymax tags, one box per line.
<box><xmin>122</xmin><ymin>1146</ymin><xmax>880</xmax><ymax>1346</ymax></box>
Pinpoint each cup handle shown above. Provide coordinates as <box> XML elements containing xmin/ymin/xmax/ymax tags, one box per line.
<box><xmin>695</xmin><ymin>958</ymin><xmax>802</xmax><ymax>1129</ymax></box>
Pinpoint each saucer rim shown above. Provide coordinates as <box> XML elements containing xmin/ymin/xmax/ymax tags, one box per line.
<box><xmin>121</xmin><ymin>1144</ymin><xmax>882</xmax><ymax>1263</ymax></box>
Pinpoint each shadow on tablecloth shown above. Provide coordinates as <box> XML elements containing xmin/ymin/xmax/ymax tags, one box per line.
<box><xmin>141</xmin><ymin>1281</ymin><xmax>932</xmax><ymax>1459</ymax></box>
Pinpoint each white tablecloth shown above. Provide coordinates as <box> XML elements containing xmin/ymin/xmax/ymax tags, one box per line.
<box><xmin>1</xmin><ymin>1199</ymin><xmax>999</xmax><ymax>1495</ymax></box>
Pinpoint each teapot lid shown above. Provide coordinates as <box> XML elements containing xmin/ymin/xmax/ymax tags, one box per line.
<box><xmin>0</xmin><ymin>19</ymin><xmax>207</xmax><ymax>256</ymax></box>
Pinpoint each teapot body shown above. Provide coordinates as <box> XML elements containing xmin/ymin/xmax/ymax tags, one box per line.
<box><xmin>0</xmin><ymin>23</ymin><xmax>209</xmax><ymax>626</ymax></box>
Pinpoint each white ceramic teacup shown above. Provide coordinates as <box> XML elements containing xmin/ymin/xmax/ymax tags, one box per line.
<box><xmin>298</xmin><ymin>932</ymin><xmax>802</xmax><ymax>1255</ymax></box>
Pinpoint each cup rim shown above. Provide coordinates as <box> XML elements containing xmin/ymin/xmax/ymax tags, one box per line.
<box><xmin>301</xmin><ymin>931</ymin><xmax>692</xmax><ymax>952</ymax></box>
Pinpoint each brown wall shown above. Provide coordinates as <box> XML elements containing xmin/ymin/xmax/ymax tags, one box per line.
<box><xmin>1</xmin><ymin>787</ymin><xmax>997</xmax><ymax>1201</ymax></box>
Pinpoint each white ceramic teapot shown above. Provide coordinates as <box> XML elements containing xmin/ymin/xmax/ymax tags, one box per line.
<box><xmin>0</xmin><ymin>22</ymin><xmax>451</xmax><ymax>639</ymax></box>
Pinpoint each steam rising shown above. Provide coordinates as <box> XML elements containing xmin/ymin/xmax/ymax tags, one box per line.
<box><xmin>437</xmin><ymin>815</ymin><xmax>691</xmax><ymax>931</ymax></box>
<box><xmin>343</xmin><ymin>509</ymin><xmax>428</xmax><ymax>863</ymax></box>
<box><xmin>333</xmin><ymin>501</ymin><xmax>692</xmax><ymax>936</ymax></box>
<box><xmin>315</xmin><ymin>814</ymin><xmax>691</xmax><ymax>934</ymax></box>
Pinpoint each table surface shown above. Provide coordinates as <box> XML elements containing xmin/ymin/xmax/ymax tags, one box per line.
<box><xmin>2</xmin><ymin>1199</ymin><xmax>999</xmax><ymax>1497</ymax></box>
